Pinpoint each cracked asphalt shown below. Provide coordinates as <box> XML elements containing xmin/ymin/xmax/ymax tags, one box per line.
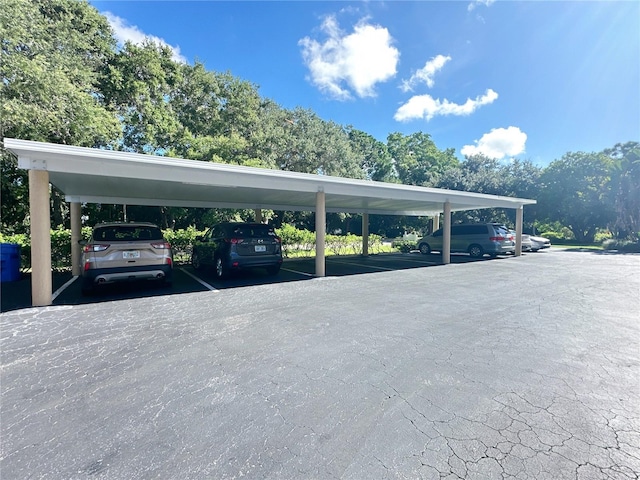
<box><xmin>1</xmin><ymin>249</ymin><xmax>639</xmax><ymax>479</ymax></box>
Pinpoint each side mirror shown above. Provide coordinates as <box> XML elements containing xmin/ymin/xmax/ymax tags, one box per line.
<box><xmin>78</xmin><ymin>239</ymin><xmax>87</xmax><ymax>246</ymax></box>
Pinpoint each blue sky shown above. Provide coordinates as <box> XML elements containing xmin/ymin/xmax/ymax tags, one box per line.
<box><xmin>90</xmin><ymin>1</ymin><xmax>639</xmax><ymax>166</ymax></box>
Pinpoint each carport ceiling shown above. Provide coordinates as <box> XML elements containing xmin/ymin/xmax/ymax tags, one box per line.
<box><xmin>5</xmin><ymin>138</ymin><xmax>536</xmax><ymax>216</ymax></box>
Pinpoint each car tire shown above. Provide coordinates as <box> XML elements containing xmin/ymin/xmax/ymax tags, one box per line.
<box><xmin>192</xmin><ymin>251</ymin><xmax>203</xmax><ymax>271</ymax></box>
<box><xmin>266</xmin><ymin>264</ymin><xmax>281</xmax><ymax>276</ymax></box>
<box><xmin>468</xmin><ymin>244</ymin><xmax>484</xmax><ymax>258</ymax></box>
<box><xmin>214</xmin><ymin>256</ymin><xmax>227</xmax><ymax>279</ymax></box>
<box><xmin>418</xmin><ymin>243</ymin><xmax>431</xmax><ymax>255</ymax></box>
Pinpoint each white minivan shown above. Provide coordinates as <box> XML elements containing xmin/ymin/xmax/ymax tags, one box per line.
<box><xmin>417</xmin><ymin>223</ymin><xmax>515</xmax><ymax>258</ymax></box>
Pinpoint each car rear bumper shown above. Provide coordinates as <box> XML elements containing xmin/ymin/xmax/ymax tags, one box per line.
<box><xmin>228</xmin><ymin>255</ymin><xmax>283</xmax><ymax>270</ymax></box>
<box><xmin>83</xmin><ymin>264</ymin><xmax>172</xmax><ymax>285</ymax></box>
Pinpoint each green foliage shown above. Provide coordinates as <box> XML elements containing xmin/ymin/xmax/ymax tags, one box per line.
<box><xmin>161</xmin><ymin>226</ymin><xmax>205</xmax><ymax>263</ymax></box>
<box><xmin>275</xmin><ymin>224</ymin><xmax>316</xmax><ymax>258</ymax></box>
<box><xmin>602</xmin><ymin>239</ymin><xmax>640</xmax><ymax>253</ymax></box>
<box><xmin>603</xmin><ymin>142</ymin><xmax>640</xmax><ymax>239</ymax></box>
<box><xmin>1</xmin><ymin>0</ymin><xmax>119</xmax><ymax>146</ymax></box>
<box><xmin>392</xmin><ymin>240</ymin><xmax>417</xmax><ymax>253</ymax></box>
<box><xmin>538</xmin><ymin>151</ymin><xmax>615</xmax><ymax>243</ymax></box>
<box><xmin>388</xmin><ymin>131</ymin><xmax>458</xmax><ymax>186</ymax></box>
<box><xmin>0</xmin><ymin>226</ymin><xmax>92</xmax><ymax>272</ymax></box>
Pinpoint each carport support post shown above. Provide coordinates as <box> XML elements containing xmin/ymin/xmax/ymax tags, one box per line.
<box><xmin>254</xmin><ymin>208</ymin><xmax>263</xmax><ymax>224</ymax></box>
<box><xmin>70</xmin><ymin>202</ymin><xmax>82</xmax><ymax>276</ymax></box>
<box><xmin>432</xmin><ymin>214</ymin><xmax>440</xmax><ymax>233</ymax></box>
<box><xmin>443</xmin><ymin>201</ymin><xmax>451</xmax><ymax>265</ymax></box>
<box><xmin>362</xmin><ymin>213</ymin><xmax>369</xmax><ymax>257</ymax></box>
<box><xmin>29</xmin><ymin>169</ymin><xmax>52</xmax><ymax>306</ymax></box>
<box><xmin>315</xmin><ymin>190</ymin><xmax>326</xmax><ymax>277</ymax></box>
<box><xmin>515</xmin><ymin>205</ymin><xmax>523</xmax><ymax>257</ymax></box>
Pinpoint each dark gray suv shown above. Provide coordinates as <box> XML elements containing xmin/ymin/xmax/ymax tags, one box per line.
<box><xmin>191</xmin><ymin>222</ymin><xmax>283</xmax><ymax>278</ymax></box>
<box><xmin>417</xmin><ymin>223</ymin><xmax>514</xmax><ymax>258</ymax></box>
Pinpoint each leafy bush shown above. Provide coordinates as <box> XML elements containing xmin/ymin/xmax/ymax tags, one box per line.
<box><xmin>602</xmin><ymin>239</ymin><xmax>640</xmax><ymax>252</ymax></box>
<box><xmin>0</xmin><ymin>227</ymin><xmax>92</xmax><ymax>272</ymax></box>
<box><xmin>162</xmin><ymin>226</ymin><xmax>204</xmax><ymax>264</ymax></box>
<box><xmin>275</xmin><ymin>224</ymin><xmax>315</xmax><ymax>258</ymax></box>
<box><xmin>392</xmin><ymin>240</ymin><xmax>417</xmax><ymax>253</ymax></box>
<box><xmin>594</xmin><ymin>230</ymin><xmax>613</xmax><ymax>243</ymax></box>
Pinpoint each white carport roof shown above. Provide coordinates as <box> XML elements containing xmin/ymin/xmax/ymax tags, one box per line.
<box><xmin>4</xmin><ymin>138</ymin><xmax>536</xmax><ymax>215</ymax></box>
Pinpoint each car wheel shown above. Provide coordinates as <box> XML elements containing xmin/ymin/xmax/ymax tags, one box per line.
<box><xmin>418</xmin><ymin>243</ymin><xmax>431</xmax><ymax>255</ymax></box>
<box><xmin>192</xmin><ymin>251</ymin><xmax>203</xmax><ymax>271</ymax></box>
<box><xmin>468</xmin><ymin>244</ymin><xmax>484</xmax><ymax>258</ymax></box>
<box><xmin>266</xmin><ymin>264</ymin><xmax>281</xmax><ymax>276</ymax></box>
<box><xmin>215</xmin><ymin>257</ymin><xmax>227</xmax><ymax>279</ymax></box>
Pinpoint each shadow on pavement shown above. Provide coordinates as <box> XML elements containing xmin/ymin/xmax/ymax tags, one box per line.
<box><xmin>1</xmin><ymin>252</ymin><xmax>511</xmax><ymax>312</ymax></box>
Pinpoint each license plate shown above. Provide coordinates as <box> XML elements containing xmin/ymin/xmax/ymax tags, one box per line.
<box><xmin>123</xmin><ymin>251</ymin><xmax>140</xmax><ymax>259</ymax></box>
<box><xmin>255</xmin><ymin>245</ymin><xmax>266</xmax><ymax>252</ymax></box>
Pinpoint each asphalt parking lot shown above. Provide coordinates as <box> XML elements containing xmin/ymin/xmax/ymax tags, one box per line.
<box><xmin>1</xmin><ymin>249</ymin><xmax>639</xmax><ymax>479</ymax></box>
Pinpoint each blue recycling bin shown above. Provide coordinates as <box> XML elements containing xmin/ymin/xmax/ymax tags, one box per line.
<box><xmin>0</xmin><ymin>243</ymin><xmax>21</xmax><ymax>282</ymax></box>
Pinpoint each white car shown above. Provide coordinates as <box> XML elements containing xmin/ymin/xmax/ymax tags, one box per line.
<box><xmin>528</xmin><ymin>235</ymin><xmax>551</xmax><ymax>251</ymax></box>
<box><xmin>509</xmin><ymin>230</ymin><xmax>533</xmax><ymax>252</ymax></box>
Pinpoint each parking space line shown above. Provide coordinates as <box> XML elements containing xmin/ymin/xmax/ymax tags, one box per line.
<box><xmin>326</xmin><ymin>259</ymin><xmax>396</xmax><ymax>271</ymax></box>
<box><xmin>385</xmin><ymin>255</ymin><xmax>440</xmax><ymax>265</ymax></box>
<box><xmin>281</xmin><ymin>267</ymin><xmax>315</xmax><ymax>277</ymax></box>
<box><xmin>52</xmin><ymin>275</ymin><xmax>79</xmax><ymax>301</ymax></box>
<box><xmin>179</xmin><ymin>268</ymin><xmax>219</xmax><ymax>292</ymax></box>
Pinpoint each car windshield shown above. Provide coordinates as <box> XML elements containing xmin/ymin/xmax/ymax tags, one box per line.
<box><xmin>94</xmin><ymin>226</ymin><xmax>164</xmax><ymax>242</ymax></box>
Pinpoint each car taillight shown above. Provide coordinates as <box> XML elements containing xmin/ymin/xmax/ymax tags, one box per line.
<box><xmin>165</xmin><ymin>257</ymin><xmax>172</xmax><ymax>266</ymax></box>
<box><xmin>84</xmin><ymin>244</ymin><xmax>109</xmax><ymax>252</ymax></box>
<box><xmin>490</xmin><ymin>236</ymin><xmax>505</xmax><ymax>242</ymax></box>
<box><xmin>227</xmin><ymin>238</ymin><xmax>243</xmax><ymax>244</ymax></box>
<box><xmin>274</xmin><ymin>237</ymin><xmax>281</xmax><ymax>243</ymax></box>
<box><xmin>151</xmin><ymin>242</ymin><xmax>171</xmax><ymax>249</ymax></box>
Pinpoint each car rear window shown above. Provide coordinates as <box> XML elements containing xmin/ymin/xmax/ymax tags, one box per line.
<box><xmin>93</xmin><ymin>226</ymin><xmax>164</xmax><ymax>242</ymax></box>
<box><xmin>230</xmin><ymin>225</ymin><xmax>276</xmax><ymax>238</ymax></box>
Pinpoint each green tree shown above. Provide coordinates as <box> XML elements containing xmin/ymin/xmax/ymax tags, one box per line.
<box><xmin>347</xmin><ymin>128</ymin><xmax>396</xmax><ymax>182</ymax></box>
<box><xmin>387</xmin><ymin>132</ymin><xmax>459</xmax><ymax>187</ymax></box>
<box><xmin>1</xmin><ymin>0</ymin><xmax>120</xmax><ymax>231</ymax></box>
<box><xmin>604</xmin><ymin>141</ymin><xmax>640</xmax><ymax>239</ymax></box>
<box><xmin>100</xmin><ymin>40</ymin><xmax>183</xmax><ymax>154</ymax></box>
<box><xmin>538</xmin><ymin>151</ymin><xmax>615</xmax><ymax>243</ymax></box>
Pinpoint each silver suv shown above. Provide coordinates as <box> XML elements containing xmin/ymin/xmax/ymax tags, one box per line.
<box><xmin>80</xmin><ymin>222</ymin><xmax>173</xmax><ymax>294</ymax></box>
<box><xmin>417</xmin><ymin>223</ymin><xmax>514</xmax><ymax>258</ymax></box>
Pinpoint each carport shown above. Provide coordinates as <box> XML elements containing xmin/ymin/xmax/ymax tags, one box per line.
<box><xmin>3</xmin><ymin>138</ymin><xmax>536</xmax><ymax>306</ymax></box>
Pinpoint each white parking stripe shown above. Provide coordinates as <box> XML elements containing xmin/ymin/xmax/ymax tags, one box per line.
<box><xmin>281</xmin><ymin>267</ymin><xmax>315</xmax><ymax>277</ymax></box>
<box><xmin>180</xmin><ymin>268</ymin><xmax>219</xmax><ymax>292</ymax></box>
<box><xmin>384</xmin><ymin>255</ymin><xmax>440</xmax><ymax>265</ymax></box>
<box><xmin>52</xmin><ymin>275</ymin><xmax>79</xmax><ymax>301</ymax></box>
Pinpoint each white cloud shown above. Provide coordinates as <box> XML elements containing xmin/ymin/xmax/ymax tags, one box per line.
<box><xmin>401</xmin><ymin>54</ymin><xmax>451</xmax><ymax>92</ymax></box>
<box><xmin>104</xmin><ymin>12</ymin><xmax>187</xmax><ymax>64</ymax></box>
<box><xmin>299</xmin><ymin>16</ymin><xmax>400</xmax><ymax>100</ymax></box>
<box><xmin>468</xmin><ymin>0</ymin><xmax>496</xmax><ymax>12</ymax></box>
<box><xmin>394</xmin><ymin>89</ymin><xmax>498</xmax><ymax>122</ymax></box>
<box><xmin>461</xmin><ymin>126</ymin><xmax>527</xmax><ymax>159</ymax></box>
